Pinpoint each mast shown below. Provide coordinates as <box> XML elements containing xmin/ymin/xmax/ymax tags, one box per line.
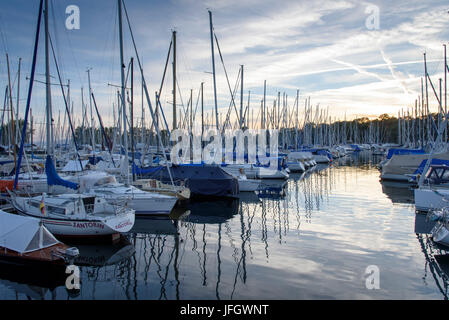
<box><xmin>263</xmin><ymin>80</ymin><xmax>266</xmax><ymax>129</ymax></box>
<box><xmin>424</xmin><ymin>53</ymin><xmax>430</xmax><ymax>144</ymax></box>
<box><xmin>87</xmin><ymin>68</ymin><xmax>95</xmax><ymax>155</ymax></box>
<box><xmin>209</xmin><ymin>10</ymin><xmax>219</xmax><ymax>130</ymax></box>
<box><xmin>445</xmin><ymin>44</ymin><xmax>447</xmax><ymax>143</ymax></box>
<box><xmin>6</xmin><ymin>54</ymin><xmax>16</xmax><ymax>167</ymax></box>
<box><xmin>131</xmin><ymin>57</ymin><xmax>135</xmax><ymax>181</ymax></box>
<box><xmin>14</xmin><ymin>0</ymin><xmax>43</xmax><ymax>190</ymax></box>
<box><xmin>247</xmin><ymin>90</ymin><xmax>250</xmax><ymax>129</ymax></box>
<box><xmin>141</xmin><ymin>71</ymin><xmax>144</xmax><ymax>144</ymax></box>
<box><xmin>118</xmin><ymin>0</ymin><xmax>129</xmax><ymax>185</ymax></box>
<box><xmin>30</xmin><ymin>108</ymin><xmax>33</xmax><ymax>153</ymax></box>
<box><xmin>44</xmin><ymin>0</ymin><xmax>53</xmax><ymax>158</ymax></box>
<box><xmin>80</xmin><ymin>87</ymin><xmax>85</xmax><ymax>146</ymax></box>
<box><xmin>190</xmin><ymin>88</ymin><xmax>193</xmax><ymax>161</ymax></box>
<box><xmin>240</xmin><ymin>65</ymin><xmax>244</xmax><ymax>129</ymax></box>
<box><xmin>172</xmin><ymin>30</ymin><xmax>177</xmax><ymax>131</ymax></box>
<box><xmin>295</xmin><ymin>89</ymin><xmax>299</xmax><ymax>150</ymax></box>
<box><xmin>16</xmin><ymin>58</ymin><xmax>21</xmax><ymax>148</ymax></box>
<box><xmin>201</xmin><ymin>82</ymin><xmax>204</xmax><ymax>148</ymax></box>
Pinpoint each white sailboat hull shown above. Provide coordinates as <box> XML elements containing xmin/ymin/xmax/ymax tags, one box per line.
<box><xmin>432</xmin><ymin>222</ymin><xmax>449</xmax><ymax>247</ymax></box>
<box><xmin>222</xmin><ymin>164</ymin><xmax>289</xmax><ymax>180</ymax></box>
<box><xmin>287</xmin><ymin>161</ymin><xmax>305</xmax><ymax>173</ymax></box>
<box><xmin>238</xmin><ymin>178</ymin><xmax>262</xmax><ymax>192</ymax></box>
<box><xmin>127</xmin><ymin>196</ymin><xmax>178</xmax><ymax>215</ymax></box>
<box><xmin>313</xmin><ymin>155</ymin><xmax>330</xmax><ymax>163</ymax></box>
<box><xmin>29</xmin><ymin>214</ymin><xmax>135</xmax><ymax>237</ymax></box>
<box><xmin>89</xmin><ymin>186</ymin><xmax>178</xmax><ymax>216</ymax></box>
<box><xmin>9</xmin><ymin>193</ymin><xmax>135</xmax><ymax>237</ymax></box>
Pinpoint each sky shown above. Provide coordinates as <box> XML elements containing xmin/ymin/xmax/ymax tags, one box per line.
<box><xmin>0</xmin><ymin>0</ymin><xmax>448</xmax><ymax>137</ymax></box>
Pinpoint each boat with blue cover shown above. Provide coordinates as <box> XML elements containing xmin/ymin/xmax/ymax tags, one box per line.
<box><xmin>133</xmin><ymin>163</ymin><xmax>239</xmax><ymax>199</ymax></box>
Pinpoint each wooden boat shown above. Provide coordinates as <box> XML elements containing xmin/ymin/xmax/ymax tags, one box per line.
<box><xmin>132</xmin><ymin>178</ymin><xmax>190</xmax><ymax>200</ymax></box>
<box><xmin>0</xmin><ymin>209</ymin><xmax>79</xmax><ymax>266</ymax></box>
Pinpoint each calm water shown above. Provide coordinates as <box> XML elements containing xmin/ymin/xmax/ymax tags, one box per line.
<box><xmin>1</xmin><ymin>152</ymin><xmax>449</xmax><ymax>300</ymax></box>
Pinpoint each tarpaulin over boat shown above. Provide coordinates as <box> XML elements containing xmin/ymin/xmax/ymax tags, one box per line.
<box><xmin>45</xmin><ymin>155</ymin><xmax>79</xmax><ymax>190</ymax></box>
<box><xmin>386</xmin><ymin>148</ymin><xmax>425</xmax><ymax>160</ymax></box>
<box><xmin>134</xmin><ymin>164</ymin><xmax>239</xmax><ymax>198</ymax></box>
<box><xmin>0</xmin><ymin>209</ymin><xmax>60</xmax><ymax>253</ymax></box>
<box><xmin>132</xmin><ymin>164</ymin><xmax>162</xmax><ymax>175</ymax></box>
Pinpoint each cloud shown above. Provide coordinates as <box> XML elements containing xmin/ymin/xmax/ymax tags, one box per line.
<box><xmin>1</xmin><ymin>0</ymin><xmax>449</xmax><ymax>137</ymax></box>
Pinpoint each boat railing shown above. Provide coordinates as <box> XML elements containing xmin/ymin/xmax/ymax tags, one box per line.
<box><xmin>85</xmin><ymin>199</ymin><xmax>130</xmax><ymax>216</ymax></box>
<box><xmin>109</xmin><ymin>200</ymin><xmax>130</xmax><ymax>215</ymax></box>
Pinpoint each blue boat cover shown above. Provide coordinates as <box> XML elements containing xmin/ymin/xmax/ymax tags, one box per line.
<box><xmin>386</xmin><ymin>148</ymin><xmax>425</xmax><ymax>160</ymax></box>
<box><xmin>414</xmin><ymin>158</ymin><xmax>449</xmax><ymax>175</ymax></box>
<box><xmin>45</xmin><ymin>155</ymin><xmax>79</xmax><ymax>190</ymax></box>
<box><xmin>132</xmin><ymin>163</ymin><xmax>162</xmax><ymax>175</ymax></box>
<box><xmin>133</xmin><ymin>163</ymin><xmax>239</xmax><ymax>198</ymax></box>
<box><xmin>88</xmin><ymin>156</ymin><xmax>103</xmax><ymax>165</ymax></box>
<box><xmin>350</xmin><ymin>144</ymin><xmax>361</xmax><ymax>152</ymax></box>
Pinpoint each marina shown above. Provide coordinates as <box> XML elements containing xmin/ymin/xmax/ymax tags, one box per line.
<box><xmin>0</xmin><ymin>0</ymin><xmax>448</xmax><ymax>302</ymax></box>
<box><xmin>0</xmin><ymin>153</ymin><xmax>448</xmax><ymax>299</ymax></box>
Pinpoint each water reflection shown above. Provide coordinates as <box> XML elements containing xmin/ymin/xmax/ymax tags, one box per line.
<box><xmin>380</xmin><ymin>181</ymin><xmax>415</xmax><ymax>204</ymax></box>
<box><xmin>0</xmin><ymin>263</ymin><xmax>67</xmax><ymax>300</ymax></box>
<box><xmin>416</xmin><ymin>233</ymin><xmax>449</xmax><ymax>299</ymax></box>
<box><xmin>3</xmin><ymin>152</ymin><xmax>449</xmax><ymax>299</ymax></box>
<box><xmin>74</xmin><ymin>238</ymin><xmax>135</xmax><ymax>267</ymax></box>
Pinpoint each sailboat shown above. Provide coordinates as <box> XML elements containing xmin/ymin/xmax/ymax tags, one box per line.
<box><xmin>8</xmin><ymin>192</ymin><xmax>135</xmax><ymax>239</ymax></box>
<box><xmin>8</xmin><ymin>0</ymin><xmax>135</xmax><ymax>239</ymax></box>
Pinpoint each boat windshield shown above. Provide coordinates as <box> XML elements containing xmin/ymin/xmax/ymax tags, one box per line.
<box><xmin>425</xmin><ymin>166</ymin><xmax>449</xmax><ymax>185</ymax></box>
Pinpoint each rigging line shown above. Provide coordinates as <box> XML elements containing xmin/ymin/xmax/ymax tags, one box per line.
<box><xmin>214</xmin><ymin>33</ymin><xmax>241</xmax><ymax>127</ymax></box>
<box><xmin>192</xmin><ymin>84</ymin><xmax>202</xmax><ymax>124</ymax></box>
<box><xmin>181</xmin><ymin>91</ymin><xmax>192</xmax><ymax>130</ymax></box>
<box><xmin>50</xmin><ymin>0</ymin><xmax>66</xmax><ymax>83</ymax></box>
<box><xmin>156</xmin><ymin>39</ymin><xmax>173</xmax><ymax>102</ymax></box>
<box><xmin>49</xmin><ymin>33</ymin><xmax>83</xmax><ymax>170</ymax></box>
<box><xmin>54</xmin><ymin>0</ymin><xmax>82</xmax><ymax>84</ymax></box>
<box><xmin>176</xmin><ymin>77</ymin><xmax>187</xmax><ymax>116</ymax></box>
<box><xmin>222</xmin><ymin>68</ymin><xmax>241</xmax><ymax>131</ymax></box>
<box><xmin>121</xmin><ymin>0</ymin><xmax>174</xmax><ymax>186</ymax></box>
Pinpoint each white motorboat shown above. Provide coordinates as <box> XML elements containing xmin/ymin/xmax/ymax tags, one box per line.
<box><xmin>237</xmin><ymin>176</ymin><xmax>262</xmax><ymax>192</ymax></box>
<box><xmin>286</xmin><ymin>152</ymin><xmax>307</xmax><ymax>172</ymax></box>
<box><xmin>8</xmin><ymin>192</ymin><xmax>135</xmax><ymax>238</ymax></box>
<box><xmin>219</xmin><ymin>167</ymin><xmax>262</xmax><ymax>192</ymax></box>
<box><xmin>222</xmin><ymin>163</ymin><xmax>289</xmax><ymax>180</ymax></box>
<box><xmin>87</xmin><ymin>183</ymin><xmax>178</xmax><ymax>216</ymax></box>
